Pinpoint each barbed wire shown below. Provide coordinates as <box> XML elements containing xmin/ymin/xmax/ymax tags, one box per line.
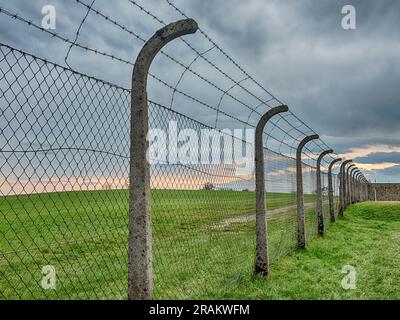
<box><xmin>64</xmin><ymin>0</ymin><xmax>97</xmax><ymax>69</ymax></box>
<box><xmin>71</xmin><ymin>0</ymin><xmax>334</xmax><ymax>162</ymax></box>
<box><xmin>161</xmin><ymin>0</ymin><xmax>337</xmax><ymax>158</ymax></box>
<box><xmin>0</xmin><ymin>6</ymin><xmax>326</xmax><ymax>163</ymax></box>
<box><xmin>124</xmin><ymin>0</ymin><xmax>338</xmax><ymax>162</ymax></box>
<box><xmin>0</xmin><ymin>41</ymin><xmax>311</xmax><ymax>166</ymax></box>
<box><xmin>0</xmin><ymin>1</ymin><xmax>342</xmax><ymax>167</ymax></box>
<box><xmin>1</xmin><ymin>4</ymin><xmax>334</xmax><ymax>166</ymax></box>
<box><xmin>0</xmin><ymin>30</ymin><xmax>357</xmax><ymax>300</ymax></box>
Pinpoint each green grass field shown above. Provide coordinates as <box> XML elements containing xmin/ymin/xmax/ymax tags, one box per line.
<box><xmin>222</xmin><ymin>201</ymin><xmax>400</xmax><ymax>299</ymax></box>
<box><xmin>1</xmin><ymin>189</ymin><xmax>322</xmax><ymax>299</ymax></box>
<box><xmin>4</xmin><ymin>191</ymin><xmax>396</xmax><ymax>300</ymax></box>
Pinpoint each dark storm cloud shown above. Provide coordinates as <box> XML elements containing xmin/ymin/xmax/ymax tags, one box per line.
<box><xmin>181</xmin><ymin>0</ymin><xmax>400</xmax><ymax>140</ymax></box>
<box><xmin>355</xmin><ymin>152</ymin><xmax>400</xmax><ymax>164</ymax></box>
<box><xmin>174</xmin><ymin>0</ymin><xmax>268</xmax><ymax>59</ymax></box>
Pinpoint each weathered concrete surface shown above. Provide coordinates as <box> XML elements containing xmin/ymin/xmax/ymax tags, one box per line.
<box><xmin>354</xmin><ymin>172</ymin><xmax>360</xmax><ymax>202</ymax></box>
<box><xmin>328</xmin><ymin>158</ymin><xmax>342</xmax><ymax>222</ymax></box>
<box><xmin>296</xmin><ymin>135</ymin><xmax>319</xmax><ymax>248</ymax></box>
<box><xmin>128</xmin><ymin>19</ymin><xmax>198</xmax><ymax>300</ymax></box>
<box><xmin>254</xmin><ymin>105</ymin><xmax>288</xmax><ymax>277</ymax></box>
<box><xmin>352</xmin><ymin>171</ymin><xmax>360</xmax><ymax>203</ymax></box>
<box><xmin>316</xmin><ymin>150</ymin><xmax>333</xmax><ymax>236</ymax></box>
<box><xmin>346</xmin><ymin>164</ymin><xmax>356</xmax><ymax>207</ymax></box>
<box><xmin>339</xmin><ymin>160</ymin><xmax>352</xmax><ymax>217</ymax></box>
<box><xmin>349</xmin><ymin>167</ymin><xmax>358</xmax><ymax>204</ymax></box>
<box><xmin>368</xmin><ymin>183</ymin><xmax>400</xmax><ymax>201</ymax></box>
<box><xmin>356</xmin><ymin>172</ymin><xmax>364</xmax><ymax>202</ymax></box>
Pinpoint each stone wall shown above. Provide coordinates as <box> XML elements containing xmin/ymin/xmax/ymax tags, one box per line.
<box><xmin>368</xmin><ymin>183</ymin><xmax>400</xmax><ymax>201</ymax></box>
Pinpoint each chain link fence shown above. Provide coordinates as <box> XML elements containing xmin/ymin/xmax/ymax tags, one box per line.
<box><xmin>0</xmin><ymin>44</ymin><xmax>130</xmax><ymax>299</ymax></box>
<box><xmin>0</xmin><ymin>43</ymin><xmax>343</xmax><ymax>299</ymax></box>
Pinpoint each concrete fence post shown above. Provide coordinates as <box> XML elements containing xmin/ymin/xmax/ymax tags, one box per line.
<box><xmin>358</xmin><ymin>172</ymin><xmax>364</xmax><ymax>202</ymax></box>
<box><xmin>359</xmin><ymin>174</ymin><xmax>364</xmax><ymax>201</ymax></box>
<box><xmin>360</xmin><ymin>177</ymin><xmax>367</xmax><ymax>201</ymax></box>
<box><xmin>354</xmin><ymin>173</ymin><xmax>358</xmax><ymax>202</ymax></box>
<box><xmin>328</xmin><ymin>158</ymin><xmax>342</xmax><ymax>223</ymax></box>
<box><xmin>360</xmin><ymin>175</ymin><xmax>366</xmax><ymax>202</ymax></box>
<box><xmin>128</xmin><ymin>19</ymin><xmax>198</xmax><ymax>300</ymax></box>
<box><xmin>354</xmin><ymin>171</ymin><xmax>361</xmax><ymax>203</ymax></box>
<box><xmin>339</xmin><ymin>160</ymin><xmax>352</xmax><ymax>217</ymax></box>
<box><xmin>316</xmin><ymin>149</ymin><xmax>333</xmax><ymax>236</ymax></box>
<box><xmin>351</xmin><ymin>168</ymin><xmax>358</xmax><ymax>203</ymax></box>
<box><xmin>357</xmin><ymin>172</ymin><xmax>364</xmax><ymax>202</ymax></box>
<box><xmin>357</xmin><ymin>173</ymin><xmax>363</xmax><ymax>202</ymax></box>
<box><xmin>346</xmin><ymin>164</ymin><xmax>356</xmax><ymax>207</ymax></box>
<box><xmin>296</xmin><ymin>134</ymin><xmax>319</xmax><ymax>248</ymax></box>
<box><xmin>349</xmin><ymin>167</ymin><xmax>358</xmax><ymax>204</ymax></box>
<box><xmin>254</xmin><ymin>105</ymin><xmax>289</xmax><ymax>277</ymax></box>
<box><xmin>361</xmin><ymin>180</ymin><xmax>365</xmax><ymax>201</ymax></box>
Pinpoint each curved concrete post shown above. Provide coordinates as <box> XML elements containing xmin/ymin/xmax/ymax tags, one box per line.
<box><xmin>348</xmin><ymin>167</ymin><xmax>357</xmax><ymax>204</ymax></box>
<box><xmin>361</xmin><ymin>176</ymin><xmax>368</xmax><ymax>201</ymax></box>
<box><xmin>361</xmin><ymin>177</ymin><xmax>366</xmax><ymax>201</ymax></box>
<box><xmin>357</xmin><ymin>172</ymin><xmax>363</xmax><ymax>202</ymax></box>
<box><xmin>339</xmin><ymin>160</ymin><xmax>352</xmax><ymax>217</ymax></box>
<box><xmin>360</xmin><ymin>180</ymin><xmax>365</xmax><ymax>201</ymax></box>
<box><xmin>365</xmin><ymin>180</ymin><xmax>370</xmax><ymax>201</ymax></box>
<box><xmin>358</xmin><ymin>175</ymin><xmax>366</xmax><ymax>201</ymax></box>
<box><xmin>360</xmin><ymin>174</ymin><xmax>365</xmax><ymax>202</ymax></box>
<box><xmin>353</xmin><ymin>171</ymin><xmax>361</xmax><ymax>203</ymax></box>
<box><xmin>346</xmin><ymin>164</ymin><xmax>356</xmax><ymax>207</ymax></box>
<box><xmin>296</xmin><ymin>134</ymin><xmax>319</xmax><ymax>248</ymax></box>
<box><xmin>128</xmin><ymin>19</ymin><xmax>198</xmax><ymax>300</ymax></box>
<box><xmin>328</xmin><ymin>158</ymin><xmax>342</xmax><ymax>223</ymax></box>
<box><xmin>354</xmin><ymin>170</ymin><xmax>360</xmax><ymax>203</ymax></box>
<box><xmin>316</xmin><ymin>149</ymin><xmax>333</xmax><ymax>235</ymax></box>
<box><xmin>350</xmin><ymin>168</ymin><xmax>358</xmax><ymax>204</ymax></box>
<box><xmin>254</xmin><ymin>105</ymin><xmax>289</xmax><ymax>277</ymax></box>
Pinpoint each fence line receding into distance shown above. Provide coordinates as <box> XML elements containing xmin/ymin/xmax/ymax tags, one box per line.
<box><xmin>0</xmin><ymin>1</ymin><xmax>369</xmax><ymax>300</ymax></box>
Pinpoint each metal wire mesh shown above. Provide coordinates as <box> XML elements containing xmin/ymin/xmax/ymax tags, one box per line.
<box><xmin>322</xmin><ymin>172</ymin><xmax>330</xmax><ymax>229</ymax></box>
<box><xmin>0</xmin><ymin>44</ymin><xmax>341</xmax><ymax>299</ymax></box>
<box><xmin>0</xmin><ymin>0</ymin><xmax>348</xmax><ymax>300</ymax></box>
<box><xmin>0</xmin><ymin>44</ymin><xmax>131</xmax><ymax>299</ymax></box>
<box><xmin>333</xmin><ymin>174</ymin><xmax>341</xmax><ymax>218</ymax></box>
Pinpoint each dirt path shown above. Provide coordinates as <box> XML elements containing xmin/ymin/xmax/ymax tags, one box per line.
<box><xmin>213</xmin><ymin>201</ymin><xmax>325</xmax><ymax>229</ymax></box>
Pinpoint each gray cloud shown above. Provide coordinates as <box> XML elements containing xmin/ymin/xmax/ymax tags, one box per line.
<box><xmin>0</xmin><ymin>0</ymin><xmax>399</xmax><ymax>182</ymax></box>
<box><xmin>379</xmin><ymin>165</ymin><xmax>400</xmax><ymax>176</ymax></box>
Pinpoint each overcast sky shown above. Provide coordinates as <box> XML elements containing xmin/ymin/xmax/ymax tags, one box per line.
<box><xmin>1</xmin><ymin>0</ymin><xmax>399</xmax><ymax>182</ymax></box>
